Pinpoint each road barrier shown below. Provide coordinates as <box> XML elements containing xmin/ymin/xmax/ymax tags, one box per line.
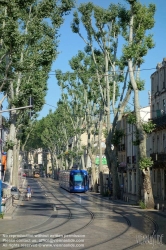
<box><xmin>1</xmin><ymin>196</ymin><xmax>13</xmax><ymax>213</ymax></box>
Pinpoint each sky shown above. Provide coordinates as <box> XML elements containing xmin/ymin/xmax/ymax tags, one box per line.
<box><xmin>22</xmin><ymin>0</ymin><xmax>166</xmax><ymax>119</ymax></box>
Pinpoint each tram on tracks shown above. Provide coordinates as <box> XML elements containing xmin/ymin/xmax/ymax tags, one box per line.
<box><xmin>59</xmin><ymin>169</ymin><xmax>89</xmax><ymax>192</ymax></box>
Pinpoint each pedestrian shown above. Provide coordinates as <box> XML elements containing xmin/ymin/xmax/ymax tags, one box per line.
<box><xmin>26</xmin><ymin>185</ymin><xmax>32</xmax><ymax>200</ymax></box>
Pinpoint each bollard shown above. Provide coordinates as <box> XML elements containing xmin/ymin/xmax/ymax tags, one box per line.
<box><xmin>162</xmin><ymin>204</ymin><xmax>165</xmax><ymax>212</ymax></box>
<box><xmin>156</xmin><ymin>203</ymin><xmax>160</xmax><ymax>210</ymax></box>
<box><xmin>52</xmin><ymin>205</ymin><xmax>56</xmax><ymax>211</ymax></box>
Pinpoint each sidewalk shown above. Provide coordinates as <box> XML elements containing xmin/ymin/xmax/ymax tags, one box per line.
<box><xmin>1</xmin><ymin>178</ymin><xmax>27</xmax><ymax>219</ymax></box>
<box><xmin>88</xmin><ymin>191</ymin><xmax>166</xmax><ymax>216</ymax></box>
<box><xmin>0</xmin><ymin>178</ymin><xmax>55</xmax><ymax>233</ymax></box>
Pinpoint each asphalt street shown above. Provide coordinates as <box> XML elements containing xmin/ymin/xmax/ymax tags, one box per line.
<box><xmin>0</xmin><ymin>178</ymin><xmax>165</xmax><ymax>250</ymax></box>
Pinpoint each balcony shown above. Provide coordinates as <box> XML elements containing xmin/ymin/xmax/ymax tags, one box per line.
<box><xmin>150</xmin><ymin>153</ymin><xmax>166</xmax><ymax>167</ymax></box>
<box><xmin>118</xmin><ymin>144</ymin><xmax>125</xmax><ymax>151</ymax></box>
<box><xmin>151</xmin><ymin>110</ymin><xmax>166</xmax><ymax>131</ymax></box>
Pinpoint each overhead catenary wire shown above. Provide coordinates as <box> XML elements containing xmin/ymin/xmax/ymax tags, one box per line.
<box><xmin>44</xmin><ymin>102</ymin><xmax>159</xmax><ymax>115</ymax></box>
<box><xmin>2</xmin><ymin>66</ymin><xmax>161</xmax><ymax>77</ymax></box>
<box><xmin>48</xmin><ymin>66</ymin><xmax>161</xmax><ymax>76</ymax></box>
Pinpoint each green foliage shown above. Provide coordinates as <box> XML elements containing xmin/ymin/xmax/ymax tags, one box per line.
<box><xmin>5</xmin><ymin>140</ymin><xmax>15</xmax><ymax>150</ymax></box>
<box><xmin>127</xmin><ymin>113</ymin><xmax>136</xmax><ymax>124</ymax></box>
<box><xmin>91</xmin><ymin>129</ymin><xmax>99</xmax><ymax>135</ymax></box>
<box><xmin>136</xmin><ymin>79</ymin><xmax>145</xmax><ymax>91</ymax></box>
<box><xmin>0</xmin><ymin>0</ymin><xmax>74</xmax><ymax>155</ymax></box>
<box><xmin>132</xmin><ymin>129</ymin><xmax>140</xmax><ymax>146</ymax></box>
<box><xmin>139</xmin><ymin>157</ymin><xmax>153</xmax><ymax>170</ymax></box>
<box><xmin>139</xmin><ymin>200</ymin><xmax>146</xmax><ymax>209</ymax></box>
<box><xmin>142</xmin><ymin>121</ymin><xmax>155</xmax><ymax>134</ymax></box>
<box><xmin>122</xmin><ymin>1</ymin><xmax>155</xmax><ymax>62</ymax></box>
<box><xmin>103</xmin><ymin>129</ymin><xmax>108</xmax><ymax>138</ymax></box>
<box><xmin>112</xmin><ymin>129</ymin><xmax>124</xmax><ymax>146</ymax></box>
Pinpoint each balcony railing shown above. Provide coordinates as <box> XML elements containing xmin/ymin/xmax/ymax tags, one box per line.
<box><xmin>151</xmin><ymin>111</ymin><xmax>166</xmax><ymax>130</ymax></box>
<box><xmin>150</xmin><ymin>153</ymin><xmax>166</xmax><ymax>162</ymax></box>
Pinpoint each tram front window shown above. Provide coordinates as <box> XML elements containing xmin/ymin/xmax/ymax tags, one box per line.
<box><xmin>74</xmin><ymin>174</ymin><xmax>84</xmax><ymax>186</ymax></box>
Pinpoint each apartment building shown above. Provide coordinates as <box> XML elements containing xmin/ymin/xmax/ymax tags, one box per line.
<box><xmin>150</xmin><ymin>58</ymin><xmax>166</xmax><ymax>200</ymax></box>
<box><xmin>117</xmin><ymin>106</ymin><xmax>150</xmax><ymax>197</ymax></box>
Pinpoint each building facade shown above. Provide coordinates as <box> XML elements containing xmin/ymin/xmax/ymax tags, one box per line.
<box><xmin>150</xmin><ymin>58</ymin><xmax>166</xmax><ymax>200</ymax></box>
<box><xmin>117</xmin><ymin>106</ymin><xmax>150</xmax><ymax>198</ymax></box>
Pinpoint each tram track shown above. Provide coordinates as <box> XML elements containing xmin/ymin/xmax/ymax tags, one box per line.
<box><xmin>47</xmin><ymin>178</ymin><xmax>161</xmax><ymax>250</ymax></box>
<box><xmin>47</xmin><ymin>179</ymin><xmax>133</xmax><ymax>249</ymax></box>
<box><xmin>40</xmin><ymin>178</ymin><xmax>95</xmax><ymax>236</ymax></box>
<box><xmin>0</xmin><ymin>178</ymin><xmax>94</xmax><ymax>250</ymax></box>
<box><xmin>75</xmin><ymin>192</ymin><xmax>160</xmax><ymax>249</ymax></box>
<box><xmin>1</xmin><ymin>177</ymin><xmax>161</xmax><ymax>250</ymax></box>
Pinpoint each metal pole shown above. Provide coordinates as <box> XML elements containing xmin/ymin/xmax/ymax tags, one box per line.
<box><xmin>0</xmin><ymin>105</ymin><xmax>33</xmax><ymax>113</ymax></box>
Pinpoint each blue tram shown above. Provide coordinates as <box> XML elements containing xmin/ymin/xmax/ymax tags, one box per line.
<box><xmin>59</xmin><ymin>169</ymin><xmax>89</xmax><ymax>192</ymax></box>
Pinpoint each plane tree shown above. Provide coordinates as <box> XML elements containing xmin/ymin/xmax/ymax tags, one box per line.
<box><xmin>122</xmin><ymin>0</ymin><xmax>156</xmax><ymax>208</ymax></box>
<box><xmin>71</xmin><ymin>1</ymin><xmax>156</xmax><ymax>204</ymax></box>
<box><xmin>71</xmin><ymin>2</ymin><xmax>132</xmax><ymax>198</ymax></box>
<box><xmin>0</xmin><ymin>0</ymin><xmax>74</xmax><ymax>185</ymax></box>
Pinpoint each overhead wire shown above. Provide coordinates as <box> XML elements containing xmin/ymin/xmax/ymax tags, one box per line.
<box><xmin>48</xmin><ymin>66</ymin><xmax>158</xmax><ymax>76</ymax></box>
<box><xmin>44</xmin><ymin>102</ymin><xmax>159</xmax><ymax>115</ymax></box>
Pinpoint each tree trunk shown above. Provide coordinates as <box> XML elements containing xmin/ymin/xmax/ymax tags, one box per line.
<box><xmin>90</xmin><ymin>154</ymin><xmax>97</xmax><ymax>192</ymax></box>
<box><xmin>5</xmin><ymin>117</ymin><xmax>16</xmax><ymax>184</ymax></box>
<box><xmin>112</xmin><ymin>148</ymin><xmax>121</xmax><ymax>199</ymax></box>
<box><xmin>81</xmin><ymin>154</ymin><xmax>85</xmax><ymax>170</ymax></box>
<box><xmin>142</xmin><ymin>168</ymin><xmax>154</xmax><ymax>209</ymax></box>
<box><xmin>127</xmin><ymin>1</ymin><xmax>154</xmax><ymax>209</ymax></box>
<box><xmin>98</xmin><ymin>110</ymin><xmax>104</xmax><ymax>194</ymax></box>
<box><xmin>5</xmin><ymin>149</ymin><xmax>12</xmax><ymax>183</ymax></box>
<box><xmin>12</xmin><ymin>142</ymin><xmax>18</xmax><ymax>186</ymax></box>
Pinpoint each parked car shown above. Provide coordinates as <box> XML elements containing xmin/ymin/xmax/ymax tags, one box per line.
<box><xmin>1</xmin><ymin>182</ymin><xmax>12</xmax><ymax>198</ymax></box>
<box><xmin>11</xmin><ymin>186</ymin><xmax>20</xmax><ymax>200</ymax></box>
<box><xmin>2</xmin><ymin>182</ymin><xmax>11</xmax><ymax>189</ymax></box>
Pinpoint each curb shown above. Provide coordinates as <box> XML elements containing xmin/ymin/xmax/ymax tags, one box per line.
<box><xmin>3</xmin><ymin>181</ymin><xmax>27</xmax><ymax>220</ymax></box>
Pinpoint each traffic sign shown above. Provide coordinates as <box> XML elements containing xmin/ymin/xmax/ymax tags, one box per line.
<box><xmin>95</xmin><ymin>156</ymin><xmax>107</xmax><ymax>165</ymax></box>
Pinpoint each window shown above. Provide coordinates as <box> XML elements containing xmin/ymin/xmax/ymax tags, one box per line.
<box><xmin>157</xmin><ymin>84</ymin><xmax>159</xmax><ymax>92</ymax></box>
<box><xmin>152</xmin><ymin>104</ymin><xmax>154</xmax><ymax>118</ymax></box>
<box><xmin>157</xmin><ymin>102</ymin><xmax>159</xmax><ymax>110</ymax></box>
<box><xmin>154</xmin><ymin>170</ymin><xmax>156</xmax><ymax>183</ymax></box>
<box><xmin>152</xmin><ymin>78</ymin><xmax>154</xmax><ymax>92</ymax></box>
<box><xmin>152</xmin><ymin>137</ymin><xmax>155</xmax><ymax>153</ymax></box>
<box><xmin>157</xmin><ymin>136</ymin><xmax>159</xmax><ymax>153</ymax></box>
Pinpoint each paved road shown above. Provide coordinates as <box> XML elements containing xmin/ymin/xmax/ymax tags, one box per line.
<box><xmin>0</xmin><ymin>178</ymin><xmax>165</xmax><ymax>250</ymax></box>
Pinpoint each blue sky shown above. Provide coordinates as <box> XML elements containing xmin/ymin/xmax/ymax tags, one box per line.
<box><xmin>38</xmin><ymin>0</ymin><xmax>166</xmax><ymax>118</ymax></box>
